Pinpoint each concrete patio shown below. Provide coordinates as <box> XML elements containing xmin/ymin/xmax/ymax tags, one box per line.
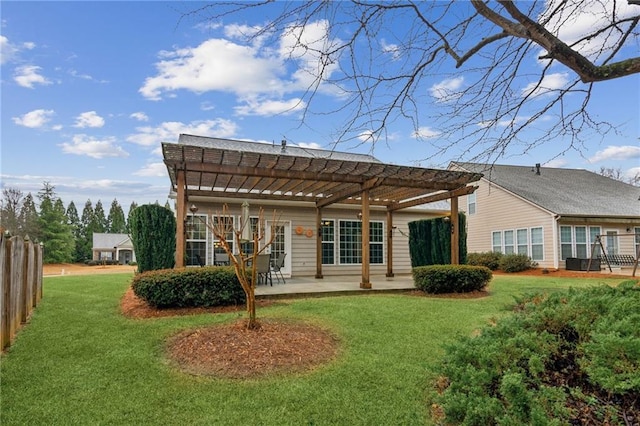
<box><xmin>255</xmin><ymin>274</ymin><xmax>416</xmax><ymax>299</ymax></box>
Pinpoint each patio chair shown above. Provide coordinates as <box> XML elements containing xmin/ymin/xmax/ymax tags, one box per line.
<box><xmin>255</xmin><ymin>253</ymin><xmax>272</xmax><ymax>286</ymax></box>
<box><xmin>214</xmin><ymin>253</ymin><xmax>230</xmax><ymax>266</ymax></box>
<box><xmin>271</xmin><ymin>253</ymin><xmax>286</xmax><ymax>284</ymax></box>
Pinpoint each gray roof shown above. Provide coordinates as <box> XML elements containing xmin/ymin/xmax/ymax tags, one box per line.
<box><xmin>178</xmin><ymin>134</ymin><xmax>382</xmax><ymax>163</ymax></box>
<box><xmin>452</xmin><ymin>162</ymin><xmax>640</xmax><ymax>217</ymax></box>
<box><xmin>92</xmin><ymin>233</ymin><xmax>132</xmax><ymax>249</ymax></box>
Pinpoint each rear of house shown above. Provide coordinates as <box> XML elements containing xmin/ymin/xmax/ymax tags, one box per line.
<box><xmin>450</xmin><ymin>162</ymin><xmax>640</xmax><ymax>270</ymax></box>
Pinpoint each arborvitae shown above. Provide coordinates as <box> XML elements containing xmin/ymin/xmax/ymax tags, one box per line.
<box><xmin>126</xmin><ymin>201</ymin><xmax>138</xmax><ymax>233</ymax></box>
<box><xmin>408</xmin><ymin>213</ymin><xmax>467</xmax><ymax>266</ymax></box>
<box><xmin>128</xmin><ymin>204</ymin><xmax>176</xmax><ymax>273</ymax></box>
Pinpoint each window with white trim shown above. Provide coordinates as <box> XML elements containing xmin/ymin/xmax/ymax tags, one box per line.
<box><xmin>338</xmin><ymin>220</ymin><xmax>384</xmax><ymax>264</ymax></box>
<box><xmin>504</xmin><ymin>230</ymin><xmax>514</xmax><ymax>254</ymax></box>
<box><xmin>467</xmin><ymin>192</ymin><xmax>476</xmax><ymax>215</ymax></box>
<box><xmin>590</xmin><ymin>226</ymin><xmax>601</xmax><ymax>257</ymax></box>
<box><xmin>530</xmin><ymin>227</ymin><xmax>544</xmax><ymax>261</ymax></box>
<box><xmin>186</xmin><ymin>214</ymin><xmax>207</xmax><ymax>266</ymax></box>
<box><xmin>516</xmin><ymin>229</ymin><xmax>528</xmax><ymax>255</ymax></box>
<box><xmin>212</xmin><ymin>216</ymin><xmax>234</xmax><ymax>256</ymax></box>
<box><xmin>575</xmin><ymin>226</ymin><xmax>587</xmax><ymax>258</ymax></box>
<box><xmin>321</xmin><ymin>220</ymin><xmax>335</xmax><ymax>265</ymax></box>
<box><xmin>560</xmin><ymin>226</ymin><xmax>573</xmax><ymax>260</ymax></box>
<box><xmin>492</xmin><ymin>231</ymin><xmax>502</xmax><ymax>253</ymax></box>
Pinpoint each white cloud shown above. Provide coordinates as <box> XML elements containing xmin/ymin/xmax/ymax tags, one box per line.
<box><xmin>127</xmin><ymin>119</ymin><xmax>238</xmax><ymax>147</ymax></box>
<box><xmin>60</xmin><ymin>134</ymin><xmax>129</xmax><ymax>159</ymax></box>
<box><xmin>139</xmin><ymin>38</ymin><xmax>284</xmax><ymax>100</ymax></box>
<box><xmin>411</xmin><ymin>126</ymin><xmax>441</xmax><ymax>139</ymax></box>
<box><xmin>539</xmin><ymin>0</ymin><xmax>638</xmax><ymax>61</ymax></box>
<box><xmin>625</xmin><ymin>166</ymin><xmax>640</xmax><ymax>180</ymax></box>
<box><xmin>588</xmin><ymin>145</ymin><xmax>640</xmax><ymax>163</ymax></box>
<box><xmin>14</xmin><ymin>65</ymin><xmax>51</xmax><ymax>88</ymax></box>
<box><xmin>73</xmin><ymin>111</ymin><xmax>105</xmax><ymax>128</ymax></box>
<box><xmin>0</xmin><ymin>35</ymin><xmax>35</xmax><ymax>65</ymax></box>
<box><xmin>200</xmin><ymin>101</ymin><xmax>215</xmax><ymax>111</ymax></box>
<box><xmin>234</xmin><ymin>97</ymin><xmax>305</xmax><ymax>116</ymax></box>
<box><xmin>130</xmin><ymin>112</ymin><xmax>149</xmax><ymax>122</ymax></box>
<box><xmin>296</xmin><ymin>142</ymin><xmax>322</xmax><ymax>150</ymax></box>
<box><xmin>521</xmin><ymin>73</ymin><xmax>569</xmax><ymax>97</ymax></box>
<box><xmin>12</xmin><ymin>109</ymin><xmax>54</xmax><ymax>128</ymax></box>
<box><xmin>543</xmin><ymin>158</ymin><xmax>568</xmax><ymax>168</ymax></box>
<box><xmin>429</xmin><ymin>77</ymin><xmax>464</xmax><ymax>102</ymax></box>
<box><xmin>134</xmin><ymin>162</ymin><xmax>167</xmax><ymax>177</ymax></box>
<box><xmin>381</xmin><ymin>39</ymin><xmax>401</xmax><ymax>61</ymax></box>
<box><xmin>357</xmin><ymin>131</ymin><xmax>377</xmax><ymax>143</ymax></box>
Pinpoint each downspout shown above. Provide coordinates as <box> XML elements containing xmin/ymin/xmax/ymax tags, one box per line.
<box><xmin>552</xmin><ymin>214</ymin><xmax>560</xmax><ymax>270</ymax></box>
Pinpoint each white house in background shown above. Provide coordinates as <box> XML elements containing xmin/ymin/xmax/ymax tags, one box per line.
<box><xmin>92</xmin><ymin>233</ymin><xmax>136</xmax><ymax>264</ymax></box>
<box><xmin>449</xmin><ymin>162</ymin><xmax>640</xmax><ymax>270</ymax></box>
<box><xmin>162</xmin><ymin>134</ymin><xmax>482</xmax><ymax>287</ymax></box>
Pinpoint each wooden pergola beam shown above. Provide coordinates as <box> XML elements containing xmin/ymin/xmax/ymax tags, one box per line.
<box><xmin>386</xmin><ymin>185</ymin><xmax>478</xmax><ymax>211</ymax></box>
<box><xmin>316</xmin><ymin>177</ymin><xmax>383</xmax><ymax>208</ymax></box>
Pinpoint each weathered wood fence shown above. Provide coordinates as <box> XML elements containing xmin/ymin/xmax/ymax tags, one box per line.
<box><xmin>1</xmin><ymin>233</ymin><xmax>43</xmax><ymax>350</ymax></box>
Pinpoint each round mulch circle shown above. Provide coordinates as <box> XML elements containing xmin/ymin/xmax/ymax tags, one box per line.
<box><xmin>166</xmin><ymin>319</ymin><xmax>340</xmax><ymax>379</ymax></box>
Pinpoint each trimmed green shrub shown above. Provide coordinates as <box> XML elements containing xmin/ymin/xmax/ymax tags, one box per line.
<box><xmin>466</xmin><ymin>251</ymin><xmax>503</xmax><ymax>270</ymax></box>
<box><xmin>412</xmin><ymin>264</ymin><xmax>492</xmax><ymax>294</ymax></box>
<box><xmin>499</xmin><ymin>253</ymin><xmax>535</xmax><ymax>272</ymax></box>
<box><xmin>408</xmin><ymin>214</ymin><xmax>467</xmax><ymax>267</ymax></box>
<box><xmin>131</xmin><ymin>266</ymin><xmax>245</xmax><ymax>308</ymax></box>
<box><xmin>436</xmin><ymin>281</ymin><xmax>640</xmax><ymax>425</ymax></box>
<box><xmin>129</xmin><ymin>204</ymin><xmax>176</xmax><ymax>273</ymax></box>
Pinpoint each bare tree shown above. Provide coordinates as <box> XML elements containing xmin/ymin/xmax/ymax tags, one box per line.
<box><xmin>1</xmin><ymin>187</ymin><xmax>24</xmax><ymax>236</ymax></box>
<box><xmin>205</xmin><ymin>204</ymin><xmax>279</xmax><ymax>329</ymax></box>
<box><xmin>598</xmin><ymin>166</ymin><xmax>640</xmax><ymax>185</ymax></box>
<box><xmin>184</xmin><ymin>1</ymin><xmax>639</xmax><ymax>163</ymax></box>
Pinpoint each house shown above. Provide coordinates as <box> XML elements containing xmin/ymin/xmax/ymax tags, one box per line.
<box><xmin>449</xmin><ymin>162</ymin><xmax>640</xmax><ymax>270</ymax></box>
<box><xmin>92</xmin><ymin>233</ymin><xmax>136</xmax><ymax>264</ymax></box>
<box><xmin>162</xmin><ymin>134</ymin><xmax>482</xmax><ymax>287</ymax></box>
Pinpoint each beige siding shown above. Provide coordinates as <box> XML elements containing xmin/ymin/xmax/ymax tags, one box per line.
<box><xmin>458</xmin><ymin>180</ymin><xmax>557</xmax><ymax>268</ymax></box>
<box><xmin>188</xmin><ymin>200</ymin><xmax>444</xmax><ymax>277</ymax></box>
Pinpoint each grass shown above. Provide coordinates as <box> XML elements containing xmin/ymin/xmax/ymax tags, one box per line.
<box><xmin>0</xmin><ymin>273</ymin><xmax>630</xmax><ymax>425</ymax></box>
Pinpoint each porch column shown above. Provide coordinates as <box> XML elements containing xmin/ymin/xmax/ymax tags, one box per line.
<box><xmin>360</xmin><ymin>189</ymin><xmax>371</xmax><ymax>289</ymax></box>
<box><xmin>315</xmin><ymin>207</ymin><xmax>323</xmax><ymax>278</ymax></box>
<box><xmin>450</xmin><ymin>196</ymin><xmax>459</xmax><ymax>265</ymax></box>
<box><xmin>386</xmin><ymin>210</ymin><xmax>394</xmax><ymax>277</ymax></box>
<box><xmin>175</xmin><ymin>169</ymin><xmax>186</xmax><ymax>268</ymax></box>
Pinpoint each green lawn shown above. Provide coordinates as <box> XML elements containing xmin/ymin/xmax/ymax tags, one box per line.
<box><xmin>0</xmin><ymin>273</ymin><xmax>629</xmax><ymax>425</ymax></box>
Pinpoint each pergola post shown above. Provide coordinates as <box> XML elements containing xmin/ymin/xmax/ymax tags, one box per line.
<box><xmin>360</xmin><ymin>189</ymin><xmax>371</xmax><ymax>289</ymax></box>
<box><xmin>175</xmin><ymin>169</ymin><xmax>186</xmax><ymax>268</ymax></box>
<box><xmin>315</xmin><ymin>207</ymin><xmax>323</xmax><ymax>279</ymax></box>
<box><xmin>450</xmin><ymin>196</ymin><xmax>459</xmax><ymax>265</ymax></box>
<box><xmin>386</xmin><ymin>210</ymin><xmax>394</xmax><ymax>277</ymax></box>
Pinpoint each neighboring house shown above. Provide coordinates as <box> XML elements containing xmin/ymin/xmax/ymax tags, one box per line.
<box><xmin>92</xmin><ymin>233</ymin><xmax>136</xmax><ymax>264</ymax></box>
<box><xmin>163</xmin><ymin>134</ymin><xmax>482</xmax><ymax>286</ymax></box>
<box><xmin>450</xmin><ymin>162</ymin><xmax>640</xmax><ymax>270</ymax></box>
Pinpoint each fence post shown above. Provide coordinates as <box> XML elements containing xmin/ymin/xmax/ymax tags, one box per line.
<box><xmin>1</xmin><ymin>233</ymin><xmax>8</xmax><ymax>350</ymax></box>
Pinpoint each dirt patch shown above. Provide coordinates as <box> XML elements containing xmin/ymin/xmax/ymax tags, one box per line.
<box><xmin>44</xmin><ymin>263</ymin><xmax>136</xmax><ymax>276</ymax></box>
<box><xmin>492</xmin><ymin>268</ymin><xmax>635</xmax><ymax>279</ymax></box>
<box><xmin>166</xmin><ymin>319</ymin><xmax>340</xmax><ymax>379</ymax></box>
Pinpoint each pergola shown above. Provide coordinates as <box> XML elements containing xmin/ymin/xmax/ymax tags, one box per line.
<box><xmin>163</xmin><ymin>137</ymin><xmax>482</xmax><ymax>288</ymax></box>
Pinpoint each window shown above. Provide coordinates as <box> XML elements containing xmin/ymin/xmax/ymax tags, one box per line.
<box><xmin>212</xmin><ymin>216</ymin><xmax>234</xmax><ymax>256</ymax></box>
<box><xmin>186</xmin><ymin>214</ymin><xmax>207</xmax><ymax>266</ymax></box>
<box><xmin>590</xmin><ymin>226</ymin><xmax>601</xmax><ymax>257</ymax></box>
<box><xmin>517</xmin><ymin>229</ymin><xmax>528</xmax><ymax>255</ymax></box>
<box><xmin>605</xmin><ymin>231</ymin><xmax>618</xmax><ymax>256</ymax></box>
<box><xmin>530</xmin><ymin>227</ymin><xmax>544</xmax><ymax>261</ymax></box>
<box><xmin>467</xmin><ymin>192</ymin><xmax>476</xmax><ymax>215</ymax></box>
<box><xmin>321</xmin><ymin>220</ymin><xmax>335</xmax><ymax>265</ymax></box>
<box><xmin>575</xmin><ymin>226</ymin><xmax>587</xmax><ymax>258</ymax></box>
<box><xmin>492</xmin><ymin>231</ymin><xmax>502</xmax><ymax>253</ymax></box>
<box><xmin>635</xmin><ymin>227</ymin><xmax>640</xmax><ymax>257</ymax></box>
<box><xmin>560</xmin><ymin>226</ymin><xmax>573</xmax><ymax>260</ymax></box>
<box><xmin>504</xmin><ymin>230</ymin><xmax>514</xmax><ymax>254</ymax></box>
<box><xmin>338</xmin><ymin>220</ymin><xmax>384</xmax><ymax>264</ymax></box>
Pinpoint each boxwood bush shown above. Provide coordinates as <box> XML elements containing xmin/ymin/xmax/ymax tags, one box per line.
<box><xmin>466</xmin><ymin>251</ymin><xmax>503</xmax><ymax>270</ymax></box>
<box><xmin>435</xmin><ymin>281</ymin><xmax>640</xmax><ymax>425</ymax></box>
<box><xmin>499</xmin><ymin>253</ymin><xmax>535</xmax><ymax>272</ymax></box>
<box><xmin>131</xmin><ymin>266</ymin><xmax>245</xmax><ymax>308</ymax></box>
<box><xmin>412</xmin><ymin>265</ymin><xmax>492</xmax><ymax>294</ymax></box>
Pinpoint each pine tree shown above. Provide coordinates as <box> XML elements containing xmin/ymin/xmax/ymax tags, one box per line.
<box><xmin>66</xmin><ymin>201</ymin><xmax>84</xmax><ymax>262</ymax></box>
<box><xmin>94</xmin><ymin>200</ymin><xmax>107</xmax><ymax>233</ymax></box>
<box><xmin>19</xmin><ymin>193</ymin><xmax>40</xmax><ymax>239</ymax></box>
<box><xmin>37</xmin><ymin>183</ymin><xmax>74</xmax><ymax>263</ymax></box>
<box><xmin>79</xmin><ymin>200</ymin><xmax>96</xmax><ymax>261</ymax></box>
<box><xmin>1</xmin><ymin>187</ymin><xmax>23</xmax><ymax>235</ymax></box>
<box><xmin>107</xmin><ymin>199</ymin><xmax>126</xmax><ymax>233</ymax></box>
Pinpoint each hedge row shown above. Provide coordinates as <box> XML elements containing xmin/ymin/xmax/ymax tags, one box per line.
<box><xmin>467</xmin><ymin>252</ymin><xmax>536</xmax><ymax>272</ymax></box>
<box><xmin>436</xmin><ymin>281</ymin><xmax>640</xmax><ymax>424</ymax></box>
<box><xmin>412</xmin><ymin>265</ymin><xmax>492</xmax><ymax>294</ymax></box>
<box><xmin>131</xmin><ymin>266</ymin><xmax>245</xmax><ymax>308</ymax></box>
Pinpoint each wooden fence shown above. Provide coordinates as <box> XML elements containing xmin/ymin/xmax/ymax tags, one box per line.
<box><xmin>1</xmin><ymin>233</ymin><xmax>43</xmax><ymax>350</ymax></box>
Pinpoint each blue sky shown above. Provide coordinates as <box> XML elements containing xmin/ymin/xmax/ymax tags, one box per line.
<box><xmin>2</xmin><ymin>1</ymin><xmax>639</xmax><ymax>212</ymax></box>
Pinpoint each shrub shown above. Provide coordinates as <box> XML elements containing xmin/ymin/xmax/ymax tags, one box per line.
<box><xmin>128</xmin><ymin>204</ymin><xmax>176</xmax><ymax>273</ymax></box>
<box><xmin>435</xmin><ymin>281</ymin><xmax>640</xmax><ymax>424</ymax></box>
<box><xmin>131</xmin><ymin>266</ymin><xmax>245</xmax><ymax>308</ymax></box>
<box><xmin>466</xmin><ymin>251</ymin><xmax>503</xmax><ymax>270</ymax></box>
<box><xmin>499</xmin><ymin>253</ymin><xmax>535</xmax><ymax>272</ymax></box>
<box><xmin>408</xmin><ymin>214</ymin><xmax>467</xmax><ymax>267</ymax></box>
<box><xmin>412</xmin><ymin>265</ymin><xmax>492</xmax><ymax>294</ymax></box>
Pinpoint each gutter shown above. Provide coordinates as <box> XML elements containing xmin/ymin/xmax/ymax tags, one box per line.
<box><xmin>552</xmin><ymin>214</ymin><xmax>560</xmax><ymax>270</ymax></box>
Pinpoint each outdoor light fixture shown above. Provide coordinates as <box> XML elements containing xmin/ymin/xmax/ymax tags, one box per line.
<box><xmin>357</xmin><ymin>212</ymin><xmax>363</xmax><ymax>220</ymax></box>
<box><xmin>189</xmin><ymin>204</ymin><xmax>198</xmax><ymax>214</ymax></box>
